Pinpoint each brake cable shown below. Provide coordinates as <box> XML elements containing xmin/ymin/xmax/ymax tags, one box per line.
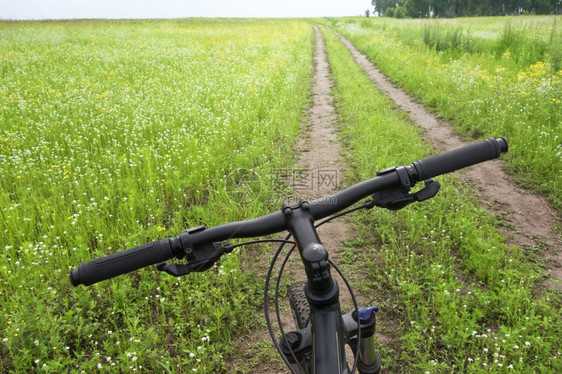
<box><xmin>264</xmin><ymin>231</ymin><xmax>299</xmax><ymax>372</ymax></box>
<box><xmin>223</xmin><ymin>238</ymin><xmax>296</xmax><ymax>252</ymax></box>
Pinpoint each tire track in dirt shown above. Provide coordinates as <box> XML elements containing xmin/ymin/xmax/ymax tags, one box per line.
<box><xmin>292</xmin><ymin>25</ymin><xmax>361</xmax><ymax>309</ymax></box>
<box><xmin>332</xmin><ymin>29</ymin><xmax>562</xmax><ymax>291</ymax></box>
<box><xmin>229</xmin><ymin>25</ymin><xmax>368</xmax><ymax>373</ymax></box>
<box><xmin>271</xmin><ymin>23</ymin><xmax>375</xmax><ymax>370</ymax></box>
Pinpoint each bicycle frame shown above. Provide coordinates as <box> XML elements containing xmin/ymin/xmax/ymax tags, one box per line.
<box><xmin>280</xmin><ymin>199</ymin><xmax>381</xmax><ymax>374</ymax></box>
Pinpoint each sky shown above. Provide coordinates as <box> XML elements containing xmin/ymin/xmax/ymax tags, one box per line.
<box><xmin>0</xmin><ymin>0</ymin><xmax>374</xmax><ymax>20</ymax></box>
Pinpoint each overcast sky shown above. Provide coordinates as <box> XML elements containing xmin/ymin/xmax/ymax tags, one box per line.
<box><xmin>1</xmin><ymin>0</ymin><xmax>373</xmax><ymax>20</ymax></box>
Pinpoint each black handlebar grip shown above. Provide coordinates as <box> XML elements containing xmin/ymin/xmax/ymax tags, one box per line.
<box><xmin>410</xmin><ymin>138</ymin><xmax>508</xmax><ymax>181</ymax></box>
<box><xmin>69</xmin><ymin>238</ymin><xmax>176</xmax><ymax>286</ymax></box>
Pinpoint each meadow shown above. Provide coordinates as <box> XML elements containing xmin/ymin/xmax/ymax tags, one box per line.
<box><xmin>0</xmin><ymin>19</ymin><xmax>312</xmax><ymax>372</ymax></box>
<box><xmin>331</xmin><ymin>16</ymin><xmax>561</xmax><ymax>212</ymax></box>
<box><xmin>0</xmin><ymin>16</ymin><xmax>560</xmax><ymax>373</ymax></box>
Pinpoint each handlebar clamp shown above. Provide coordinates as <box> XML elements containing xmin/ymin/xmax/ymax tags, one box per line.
<box><xmin>376</xmin><ymin>165</ymin><xmax>412</xmax><ymax>190</ymax></box>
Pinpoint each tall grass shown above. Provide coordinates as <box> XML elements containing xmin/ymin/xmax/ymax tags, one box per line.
<box><xmin>423</xmin><ymin>24</ymin><xmax>472</xmax><ymax>53</ymax></box>
<box><xmin>350</xmin><ymin>16</ymin><xmax>561</xmax><ymax>71</ymax></box>
<box><xmin>0</xmin><ymin>19</ymin><xmax>313</xmax><ymax>372</ymax></box>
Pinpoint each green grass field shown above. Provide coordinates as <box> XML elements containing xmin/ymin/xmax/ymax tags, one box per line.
<box><xmin>1</xmin><ymin>19</ymin><xmax>313</xmax><ymax>372</ymax></box>
<box><xmin>331</xmin><ymin>16</ymin><xmax>561</xmax><ymax>212</ymax></box>
<box><xmin>1</xmin><ymin>17</ymin><xmax>560</xmax><ymax>373</ymax></box>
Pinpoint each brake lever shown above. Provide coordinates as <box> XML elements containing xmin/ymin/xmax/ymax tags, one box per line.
<box><xmin>157</xmin><ymin>262</ymin><xmax>192</xmax><ymax>276</ymax></box>
<box><xmin>157</xmin><ymin>241</ymin><xmax>231</xmax><ymax>277</ymax></box>
<box><xmin>371</xmin><ymin>178</ymin><xmax>440</xmax><ymax>211</ymax></box>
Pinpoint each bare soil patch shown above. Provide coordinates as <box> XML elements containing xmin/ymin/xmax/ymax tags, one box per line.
<box><xmin>333</xmin><ymin>29</ymin><xmax>561</xmax><ymax>291</ymax></box>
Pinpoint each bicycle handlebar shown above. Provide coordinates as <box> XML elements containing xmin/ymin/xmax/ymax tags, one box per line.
<box><xmin>69</xmin><ymin>238</ymin><xmax>180</xmax><ymax>286</ymax></box>
<box><xmin>409</xmin><ymin>137</ymin><xmax>508</xmax><ymax>181</ymax></box>
<box><xmin>70</xmin><ymin>138</ymin><xmax>508</xmax><ymax>287</ymax></box>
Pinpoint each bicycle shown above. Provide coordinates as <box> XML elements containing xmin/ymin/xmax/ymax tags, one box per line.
<box><xmin>70</xmin><ymin>137</ymin><xmax>508</xmax><ymax>374</ymax></box>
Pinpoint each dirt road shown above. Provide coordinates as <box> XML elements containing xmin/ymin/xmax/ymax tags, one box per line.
<box><xmin>333</xmin><ymin>29</ymin><xmax>561</xmax><ymax>291</ymax></box>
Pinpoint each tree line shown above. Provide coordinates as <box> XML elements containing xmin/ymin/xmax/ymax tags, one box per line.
<box><xmin>371</xmin><ymin>0</ymin><xmax>561</xmax><ymax>17</ymax></box>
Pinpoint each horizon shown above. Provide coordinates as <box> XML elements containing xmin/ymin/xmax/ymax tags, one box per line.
<box><xmin>0</xmin><ymin>0</ymin><xmax>373</xmax><ymax>21</ymax></box>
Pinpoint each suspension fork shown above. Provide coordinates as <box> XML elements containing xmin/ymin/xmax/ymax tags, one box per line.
<box><xmin>280</xmin><ymin>199</ymin><xmax>381</xmax><ymax>374</ymax></box>
<box><xmin>345</xmin><ymin>308</ymin><xmax>382</xmax><ymax>374</ymax></box>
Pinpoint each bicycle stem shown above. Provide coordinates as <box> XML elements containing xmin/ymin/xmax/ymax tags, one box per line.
<box><xmin>283</xmin><ymin>199</ymin><xmax>333</xmax><ymax>294</ymax></box>
<box><xmin>282</xmin><ymin>198</ymin><xmax>349</xmax><ymax>374</ymax></box>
